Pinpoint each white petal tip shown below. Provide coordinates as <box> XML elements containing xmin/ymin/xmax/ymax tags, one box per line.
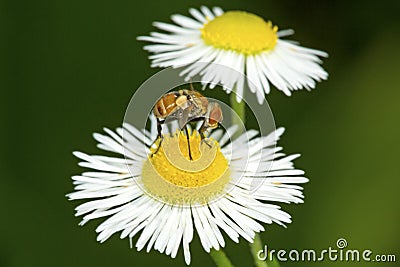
<box><xmin>275</xmin><ymin>127</ymin><xmax>285</xmax><ymax>137</ymax></box>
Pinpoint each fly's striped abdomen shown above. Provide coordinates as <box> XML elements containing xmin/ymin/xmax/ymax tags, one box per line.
<box><xmin>153</xmin><ymin>93</ymin><xmax>178</xmax><ymax>119</ymax></box>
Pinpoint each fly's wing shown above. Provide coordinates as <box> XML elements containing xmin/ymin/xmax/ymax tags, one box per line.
<box><xmin>178</xmin><ymin>108</ymin><xmax>190</xmax><ymax>131</ymax></box>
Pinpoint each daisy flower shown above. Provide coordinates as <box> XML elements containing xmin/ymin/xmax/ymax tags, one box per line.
<box><xmin>138</xmin><ymin>6</ymin><xmax>328</xmax><ymax>103</ymax></box>
<box><xmin>67</xmin><ymin>117</ymin><xmax>308</xmax><ymax>265</ymax></box>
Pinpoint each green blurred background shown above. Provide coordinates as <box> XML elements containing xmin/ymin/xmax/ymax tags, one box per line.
<box><xmin>1</xmin><ymin>0</ymin><xmax>399</xmax><ymax>266</ymax></box>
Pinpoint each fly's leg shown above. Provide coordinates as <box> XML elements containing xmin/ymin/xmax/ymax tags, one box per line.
<box><xmin>199</xmin><ymin>120</ymin><xmax>212</xmax><ymax>148</ymax></box>
<box><xmin>151</xmin><ymin>118</ymin><xmax>164</xmax><ymax>157</ymax></box>
<box><xmin>177</xmin><ymin>109</ymin><xmax>193</xmax><ymax>160</ymax></box>
<box><xmin>184</xmin><ymin>124</ymin><xmax>193</xmax><ymax>161</ymax></box>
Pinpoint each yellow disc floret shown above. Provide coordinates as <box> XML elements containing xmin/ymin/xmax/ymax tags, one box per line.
<box><xmin>141</xmin><ymin>130</ymin><xmax>231</xmax><ymax>205</ymax></box>
<box><xmin>201</xmin><ymin>11</ymin><xmax>278</xmax><ymax>55</ymax></box>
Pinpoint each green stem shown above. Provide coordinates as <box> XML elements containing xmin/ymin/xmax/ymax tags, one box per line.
<box><xmin>249</xmin><ymin>234</ymin><xmax>281</xmax><ymax>267</ymax></box>
<box><xmin>230</xmin><ymin>88</ymin><xmax>245</xmax><ymax>137</ymax></box>
<box><xmin>210</xmin><ymin>248</ymin><xmax>235</xmax><ymax>267</ymax></box>
<box><xmin>269</xmin><ymin>257</ymin><xmax>281</xmax><ymax>267</ymax></box>
<box><xmin>249</xmin><ymin>233</ymin><xmax>269</xmax><ymax>267</ymax></box>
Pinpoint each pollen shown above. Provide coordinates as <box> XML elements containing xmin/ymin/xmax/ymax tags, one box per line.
<box><xmin>201</xmin><ymin>11</ymin><xmax>278</xmax><ymax>55</ymax></box>
<box><xmin>141</xmin><ymin>130</ymin><xmax>231</xmax><ymax>205</ymax></box>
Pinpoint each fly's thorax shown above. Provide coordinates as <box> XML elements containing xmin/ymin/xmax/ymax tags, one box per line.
<box><xmin>153</xmin><ymin>89</ymin><xmax>210</xmax><ymax>121</ymax></box>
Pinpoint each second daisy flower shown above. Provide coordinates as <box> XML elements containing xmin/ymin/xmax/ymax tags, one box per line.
<box><xmin>138</xmin><ymin>6</ymin><xmax>328</xmax><ymax>103</ymax></box>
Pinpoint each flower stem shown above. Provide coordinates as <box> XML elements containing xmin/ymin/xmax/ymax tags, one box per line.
<box><xmin>210</xmin><ymin>248</ymin><xmax>235</xmax><ymax>267</ymax></box>
<box><xmin>230</xmin><ymin>88</ymin><xmax>245</xmax><ymax>136</ymax></box>
<box><xmin>249</xmin><ymin>234</ymin><xmax>269</xmax><ymax>267</ymax></box>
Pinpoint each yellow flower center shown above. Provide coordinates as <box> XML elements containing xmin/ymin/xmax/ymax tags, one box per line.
<box><xmin>201</xmin><ymin>11</ymin><xmax>278</xmax><ymax>55</ymax></box>
<box><xmin>141</xmin><ymin>130</ymin><xmax>231</xmax><ymax>205</ymax></box>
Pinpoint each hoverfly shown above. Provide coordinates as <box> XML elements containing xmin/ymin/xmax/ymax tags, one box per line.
<box><xmin>152</xmin><ymin>86</ymin><xmax>223</xmax><ymax>160</ymax></box>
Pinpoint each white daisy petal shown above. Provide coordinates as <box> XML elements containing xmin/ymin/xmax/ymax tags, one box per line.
<box><xmin>277</xmin><ymin>29</ymin><xmax>294</xmax><ymax>37</ymax></box>
<box><xmin>254</xmin><ymin>54</ymin><xmax>271</xmax><ymax>94</ymax></box>
<box><xmin>200</xmin><ymin>6</ymin><xmax>215</xmax><ymax>20</ymax></box>
<box><xmin>153</xmin><ymin>21</ymin><xmax>197</xmax><ymax>34</ymax></box>
<box><xmin>143</xmin><ymin>205</ymin><xmax>170</xmax><ymax>251</ymax></box>
<box><xmin>143</xmin><ymin>44</ymin><xmax>189</xmax><ymax>53</ymax></box>
<box><xmin>209</xmin><ymin>202</ymin><xmax>253</xmax><ymax>242</ymax></box>
<box><xmin>137</xmin><ymin>35</ymin><xmax>181</xmax><ymax>45</ymax></box>
<box><xmin>189</xmin><ymin>7</ymin><xmax>206</xmax><ymax>23</ymax></box>
<box><xmin>212</xmin><ymin>7</ymin><xmax>224</xmax><ymax>17</ymax></box>
<box><xmin>171</xmin><ymin>14</ymin><xmax>203</xmax><ymax>29</ymax></box>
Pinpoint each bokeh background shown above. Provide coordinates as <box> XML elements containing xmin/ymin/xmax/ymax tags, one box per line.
<box><xmin>1</xmin><ymin>0</ymin><xmax>399</xmax><ymax>266</ymax></box>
